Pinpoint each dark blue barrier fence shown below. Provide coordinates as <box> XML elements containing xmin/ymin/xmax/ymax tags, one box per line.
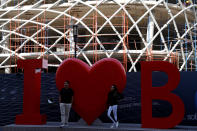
<box><xmin>0</xmin><ymin>72</ymin><xmax>196</xmax><ymax>126</ymax></box>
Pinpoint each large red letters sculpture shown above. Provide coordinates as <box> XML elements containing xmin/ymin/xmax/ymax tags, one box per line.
<box><xmin>56</xmin><ymin>58</ymin><xmax>126</xmax><ymax>125</ymax></box>
<box><xmin>141</xmin><ymin>61</ymin><xmax>185</xmax><ymax>129</ymax></box>
<box><xmin>15</xmin><ymin>59</ymin><xmax>185</xmax><ymax>128</ymax></box>
<box><xmin>15</xmin><ymin>59</ymin><xmax>48</xmax><ymax>125</ymax></box>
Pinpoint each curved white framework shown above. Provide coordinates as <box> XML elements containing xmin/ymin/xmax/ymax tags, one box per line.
<box><xmin>0</xmin><ymin>0</ymin><xmax>196</xmax><ymax>72</ymax></box>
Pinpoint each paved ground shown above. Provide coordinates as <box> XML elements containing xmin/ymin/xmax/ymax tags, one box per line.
<box><xmin>3</xmin><ymin>122</ymin><xmax>197</xmax><ymax>131</ymax></box>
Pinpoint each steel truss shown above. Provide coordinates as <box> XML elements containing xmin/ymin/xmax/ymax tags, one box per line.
<box><xmin>0</xmin><ymin>0</ymin><xmax>196</xmax><ymax>72</ymax></box>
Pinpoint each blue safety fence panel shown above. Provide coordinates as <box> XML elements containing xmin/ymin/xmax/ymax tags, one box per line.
<box><xmin>0</xmin><ymin>72</ymin><xmax>197</xmax><ymax>126</ymax></box>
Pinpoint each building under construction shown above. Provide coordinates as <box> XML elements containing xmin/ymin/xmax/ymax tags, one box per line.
<box><xmin>0</xmin><ymin>0</ymin><xmax>196</xmax><ymax>73</ymax></box>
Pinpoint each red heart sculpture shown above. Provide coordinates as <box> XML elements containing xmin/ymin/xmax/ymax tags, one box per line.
<box><xmin>56</xmin><ymin>58</ymin><xmax>126</xmax><ymax>125</ymax></box>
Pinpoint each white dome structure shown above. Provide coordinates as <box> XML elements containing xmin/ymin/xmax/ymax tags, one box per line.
<box><xmin>0</xmin><ymin>0</ymin><xmax>196</xmax><ymax>72</ymax></box>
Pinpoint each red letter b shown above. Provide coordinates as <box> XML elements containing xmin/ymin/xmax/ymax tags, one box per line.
<box><xmin>141</xmin><ymin>61</ymin><xmax>185</xmax><ymax>129</ymax></box>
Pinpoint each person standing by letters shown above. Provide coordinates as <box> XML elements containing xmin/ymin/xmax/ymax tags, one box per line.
<box><xmin>59</xmin><ymin>81</ymin><xmax>74</xmax><ymax>127</ymax></box>
<box><xmin>107</xmin><ymin>85</ymin><xmax>123</xmax><ymax>128</ymax></box>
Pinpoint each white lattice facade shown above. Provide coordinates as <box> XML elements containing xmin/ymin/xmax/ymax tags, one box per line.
<box><xmin>0</xmin><ymin>0</ymin><xmax>196</xmax><ymax>73</ymax></box>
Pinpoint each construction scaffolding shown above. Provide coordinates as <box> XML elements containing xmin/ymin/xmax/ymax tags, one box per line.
<box><xmin>0</xmin><ymin>0</ymin><xmax>196</xmax><ymax>73</ymax></box>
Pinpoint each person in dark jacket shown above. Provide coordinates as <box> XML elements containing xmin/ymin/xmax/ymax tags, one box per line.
<box><xmin>107</xmin><ymin>85</ymin><xmax>123</xmax><ymax>128</ymax></box>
